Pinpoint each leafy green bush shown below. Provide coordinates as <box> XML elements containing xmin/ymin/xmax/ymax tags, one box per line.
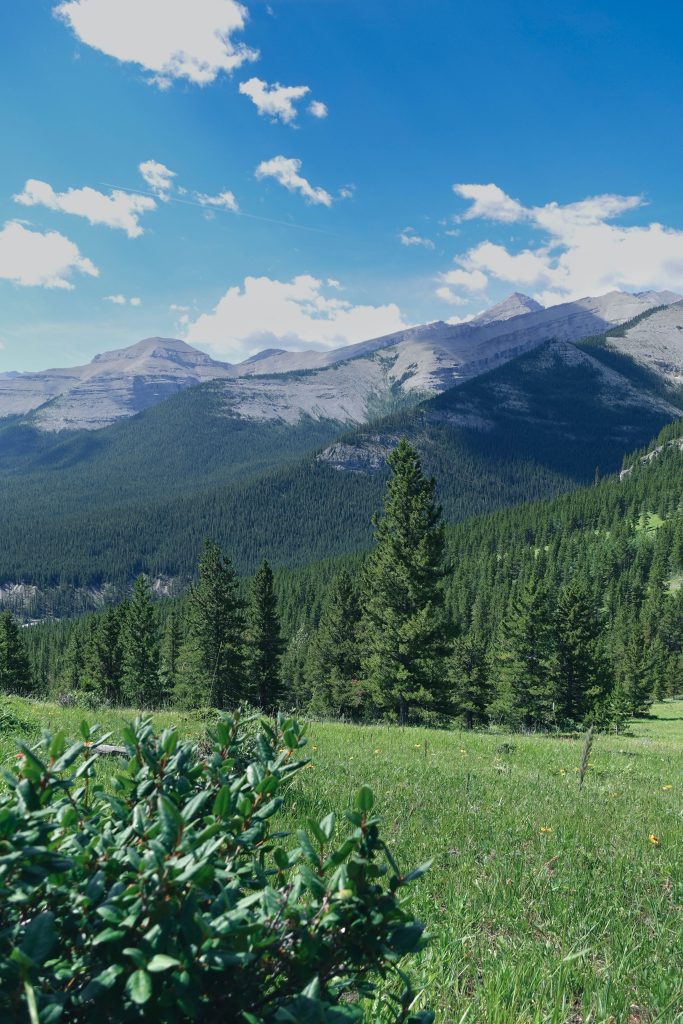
<box><xmin>0</xmin><ymin>713</ymin><xmax>432</xmax><ymax>1023</ymax></box>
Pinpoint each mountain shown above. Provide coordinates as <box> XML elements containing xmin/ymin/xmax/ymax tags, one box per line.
<box><xmin>0</xmin><ymin>337</ymin><xmax>233</xmax><ymax>430</ymax></box>
<box><xmin>1</xmin><ymin>307</ymin><xmax>683</xmax><ymax>617</ymax></box>
<box><xmin>0</xmin><ymin>290</ymin><xmax>679</xmax><ymax>433</ymax></box>
<box><xmin>471</xmin><ymin>292</ymin><xmax>544</xmax><ymax>324</ymax></box>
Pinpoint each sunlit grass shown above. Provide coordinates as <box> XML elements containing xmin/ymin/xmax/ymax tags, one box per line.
<box><xmin>1</xmin><ymin>697</ymin><xmax>682</xmax><ymax>1022</ymax></box>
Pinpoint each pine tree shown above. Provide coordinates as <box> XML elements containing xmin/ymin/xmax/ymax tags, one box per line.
<box><xmin>57</xmin><ymin>629</ymin><xmax>85</xmax><ymax>695</ymax></box>
<box><xmin>174</xmin><ymin>541</ymin><xmax>245</xmax><ymax>709</ymax></box>
<box><xmin>554</xmin><ymin>580</ymin><xmax>610</xmax><ymax>725</ymax></box>
<box><xmin>361</xmin><ymin>439</ymin><xmax>451</xmax><ymax>724</ymax></box>
<box><xmin>120</xmin><ymin>575</ymin><xmax>160</xmax><ymax>706</ymax></box>
<box><xmin>80</xmin><ymin>609</ymin><xmax>123</xmax><ymax>703</ymax></box>
<box><xmin>307</xmin><ymin>569</ymin><xmax>364</xmax><ymax>718</ymax></box>
<box><xmin>447</xmin><ymin>633</ymin><xmax>489</xmax><ymax>728</ymax></box>
<box><xmin>158</xmin><ymin>608</ymin><xmax>183</xmax><ymax>702</ymax></box>
<box><xmin>245</xmin><ymin>560</ymin><xmax>284</xmax><ymax>712</ymax></box>
<box><xmin>0</xmin><ymin>610</ymin><xmax>32</xmax><ymax>695</ymax></box>
<box><xmin>489</xmin><ymin>579</ymin><xmax>558</xmax><ymax>729</ymax></box>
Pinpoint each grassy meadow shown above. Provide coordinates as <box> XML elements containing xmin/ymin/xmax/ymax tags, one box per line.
<box><xmin>1</xmin><ymin>697</ymin><xmax>682</xmax><ymax>1023</ymax></box>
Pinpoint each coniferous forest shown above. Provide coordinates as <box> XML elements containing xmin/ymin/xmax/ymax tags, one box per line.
<box><xmin>8</xmin><ymin>420</ymin><xmax>682</xmax><ymax>731</ymax></box>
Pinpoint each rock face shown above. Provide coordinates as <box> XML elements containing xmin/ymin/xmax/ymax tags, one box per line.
<box><xmin>0</xmin><ymin>338</ymin><xmax>234</xmax><ymax>431</ymax></box>
<box><xmin>0</xmin><ymin>291</ymin><xmax>680</xmax><ymax>432</ymax></box>
<box><xmin>471</xmin><ymin>292</ymin><xmax>544</xmax><ymax>324</ymax></box>
<box><xmin>604</xmin><ymin>301</ymin><xmax>683</xmax><ymax>389</ymax></box>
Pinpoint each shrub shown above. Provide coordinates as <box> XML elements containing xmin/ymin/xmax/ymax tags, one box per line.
<box><xmin>0</xmin><ymin>713</ymin><xmax>433</xmax><ymax>1023</ymax></box>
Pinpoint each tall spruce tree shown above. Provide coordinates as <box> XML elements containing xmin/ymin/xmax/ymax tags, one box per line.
<box><xmin>158</xmin><ymin>608</ymin><xmax>183</xmax><ymax>702</ymax></box>
<box><xmin>80</xmin><ymin>608</ymin><xmax>124</xmax><ymax>703</ymax></box>
<box><xmin>174</xmin><ymin>541</ymin><xmax>245</xmax><ymax>709</ymax></box>
<box><xmin>0</xmin><ymin>610</ymin><xmax>32</xmax><ymax>695</ymax></box>
<box><xmin>245</xmin><ymin>560</ymin><xmax>284</xmax><ymax>712</ymax></box>
<box><xmin>121</xmin><ymin>575</ymin><xmax>160</xmax><ymax>706</ymax></box>
<box><xmin>447</xmin><ymin>633</ymin><xmax>489</xmax><ymax>728</ymax></box>
<box><xmin>553</xmin><ymin>580</ymin><xmax>609</xmax><ymax>725</ymax></box>
<box><xmin>360</xmin><ymin>439</ymin><xmax>450</xmax><ymax>724</ymax></box>
<box><xmin>307</xmin><ymin>569</ymin><xmax>364</xmax><ymax>718</ymax></box>
<box><xmin>489</xmin><ymin>579</ymin><xmax>559</xmax><ymax>729</ymax></box>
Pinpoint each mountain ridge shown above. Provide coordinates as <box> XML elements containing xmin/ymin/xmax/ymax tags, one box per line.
<box><xmin>0</xmin><ymin>289</ymin><xmax>679</xmax><ymax>432</ymax></box>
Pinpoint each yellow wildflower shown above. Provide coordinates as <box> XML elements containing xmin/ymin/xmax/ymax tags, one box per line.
<box><xmin>540</xmin><ymin>826</ymin><xmax>552</xmax><ymax>834</ymax></box>
<box><xmin>649</xmin><ymin>834</ymin><xmax>660</xmax><ymax>845</ymax></box>
<box><xmin>662</xmin><ymin>785</ymin><xmax>672</xmax><ymax>791</ymax></box>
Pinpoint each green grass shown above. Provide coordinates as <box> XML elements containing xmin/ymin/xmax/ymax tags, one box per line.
<box><xmin>1</xmin><ymin>697</ymin><xmax>682</xmax><ymax>1023</ymax></box>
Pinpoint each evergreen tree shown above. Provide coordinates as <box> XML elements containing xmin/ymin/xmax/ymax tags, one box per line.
<box><xmin>121</xmin><ymin>575</ymin><xmax>160</xmax><ymax>706</ymax></box>
<box><xmin>307</xmin><ymin>569</ymin><xmax>364</xmax><ymax>718</ymax></box>
<box><xmin>553</xmin><ymin>580</ymin><xmax>609</xmax><ymax>724</ymax></box>
<box><xmin>80</xmin><ymin>609</ymin><xmax>123</xmax><ymax>702</ymax></box>
<box><xmin>174</xmin><ymin>541</ymin><xmax>245</xmax><ymax>709</ymax></box>
<box><xmin>57</xmin><ymin>630</ymin><xmax>85</xmax><ymax>695</ymax></box>
<box><xmin>0</xmin><ymin>610</ymin><xmax>32</xmax><ymax>695</ymax></box>
<box><xmin>489</xmin><ymin>580</ymin><xmax>559</xmax><ymax>729</ymax></box>
<box><xmin>158</xmin><ymin>608</ymin><xmax>183</xmax><ymax>702</ymax></box>
<box><xmin>447</xmin><ymin>633</ymin><xmax>489</xmax><ymax>728</ymax></box>
<box><xmin>361</xmin><ymin>439</ymin><xmax>451</xmax><ymax>724</ymax></box>
<box><xmin>613</xmin><ymin>613</ymin><xmax>656</xmax><ymax>716</ymax></box>
<box><xmin>245</xmin><ymin>560</ymin><xmax>284</xmax><ymax>712</ymax></box>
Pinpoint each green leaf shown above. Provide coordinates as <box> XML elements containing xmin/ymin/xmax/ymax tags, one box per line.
<box><xmin>401</xmin><ymin>859</ymin><xmax>433</xmax><ymax>885</ymax></box>
<box><xmin>126</xmin><ymin>969</ymin><xmax>152</xmax><ymax>1005</ymax></box>
<box><xmin>147</xmin><ymin>954</ymin><xmax>182</xmax><ymax>972</ymax></box>
<box><xmin>296</xmin><ymin>830</ymin><xmax>319</xmax><ymax>865</ymax></box>
<box><xmin>20</xmin><ymin>912</ymin><xmax>56</xmax><ymax>966</ymax></box>
<box><xmin>213</xmin><ymin>784</ymin><xmax>231</xmax><ymax>818</ymax></box>
<box><xmin>355</xmin><ymin>785</ymin><xmax>375</xmax><ymax>812</ymax></box>
<box><xmin>79</xmin><ymin>720</ymin><xmax>91</xmax><ymax>741</ymax></box>
<box><xmin>319</xmin><ymin>812</ymin><xmax>336</xmax><ymax>841</ymax></box>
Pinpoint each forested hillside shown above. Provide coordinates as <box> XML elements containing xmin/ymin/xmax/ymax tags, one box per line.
<box><xmin>13</xmin><ymin>419</ymin><xmax>683</xmax><ymax>731</ymax></box>
<box><xmin>1</xmin><ymin>335</ymin><xmax>681</xmax><ymax>610</ymax></box>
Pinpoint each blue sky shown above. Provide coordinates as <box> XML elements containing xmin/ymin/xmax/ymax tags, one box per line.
<box><xmin>1</xmin><ymin>0</ymin><xmax>683</xmax><ymax>370</ymax></box>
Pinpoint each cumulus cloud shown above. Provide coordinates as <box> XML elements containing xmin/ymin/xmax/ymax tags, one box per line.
<box><xmin>239</xmin><ymin>77</ymin><xmax>310</xmax><ymax>123</ymax></box>
<box><xmin>184</xmin><ymin>274</ymin><xmax>407</xmax><ymax>360</ymax></box>
<box><xmin>435</xmin><ymin>287</ymin><xmax>468</xmax><ymax>306</ymax></box>
<box><xmin>445</xmin><ymin>183</ymin><xmax>683</xmax><ymax>305</ymax></box>
<box><xmin>194</xmin><ymin>190</ymin><xmax>239</xmax><ymax>212</ymax></box>
<box><xmin>438</xmin><ymin>267</ymin><xmax>488</xmax><ymax>292</ymax></box>
<box><xmin>54</xmin><ymin>0</ymin><xmax>258</xmax><ymax>87</ymax></box>
<box><xmin>399</xmin><ymin>227</ymin><xmax>435</xmax><ymax>249</ymax></box>
<box><xmin>14</xmin><ymin>179</ymin><xmax>156</xmax><ymax>237</ymax></box>
<box><xmin>453</xmin><ymin>183</ymin><xmax>526</xmax><ymax>223</ymax></box>
<box><xmin>255</xmin><ymin>156</ymin><xmax>332</xmax><ymax>206</ymax></box>
<box><xmin>0</xmin><ymin>220</ymin><xmax>98</xmax><ymax>289</ymax></box>
<box><xmin>308</xmin><ymin>100</ymin><xmax>328</xmax><ymax>118</ymax></box>
<box><xmin>104</xmin><ymin>294</ymin><xmax>141</xmax><ymax>305</ymax></box>
<box><xmin>139</xmin><ymin>160</ymin><xmax>175</xmax><ymax>198</ymax></box>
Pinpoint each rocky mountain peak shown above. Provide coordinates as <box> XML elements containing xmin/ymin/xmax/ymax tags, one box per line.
<box><xmin>473</xmin><ymin>293</ymin><xmax>545</xmax><ymax>325</ymax></box>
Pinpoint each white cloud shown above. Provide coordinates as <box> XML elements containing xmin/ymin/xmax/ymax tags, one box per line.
<box><xmin>194</xmin><ymin>190</ymin><xmax>239</xmax><ymax>212</ymax></box>
<box><xmin>399</xmin><ymin>227</ymin><xmax>435</xmax><ymax>250</ymax></box>
<box><xmin>184</xmin><ymin>274</ymin><xmax>407</xmax><ymax>360</ymax></box>
<box><xmin>255</xmin><ymin>156</ymin><xmax>332</xmax><ymax>206</ymax></box>
<box><xmin>104</xmin><ymin>293</ymin><xmax>142</xmax><ymax>305</ymax></box>
<box><xmin>338</xmin><ymin>185</ymin><xmax>355</xmax><ymax>200</ymax></box>
<box><xmin>438</xmin><ymin>267</ymin><xmax>488</xmax><ymax>292</ymax></box>
<box><xmin>170</xmin><ymin>303</ymin><xmax>190</xmax><ymax>312</ymax></box>
<box><xmin>447</xmin><ymin>183</ymin><xmax>683</xmax><ymax>304</ymax></box>
<box><xmin>239</xmin><ymin>77</ymin><xmax>310</xmax><ymax>124</ymax></box>
<box><xmin>308</xmin><ymin>100</ymin><xmax>328</xmax><ymax>119</ymax></box>
<box><xmin>435</xmin><ymin>287</ymin><xmax>468</xmax><ymax>306</ymax></box>
<box><xmin>139</xmin><ymin>160</ymin><xmax>175</xmax><ymax>198</ymax></box>
<box><xmin>453</xmin><ymin>183</ymin><xmax>526</xmax><ymax>223</ymax></box>
<box><xmin>14</xmin><ymin>179</ymin><xmax>156</xmax><ymax>238</ymax></box>
<box><xmin>0</xmin><ymin>220</ymin><xmax>98</xmax><ymax>289</ymax></box>
<box><xmin>54</xmin><ymin>0</ymin><xmax>258</xmax><ymax>87</ymax></box>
